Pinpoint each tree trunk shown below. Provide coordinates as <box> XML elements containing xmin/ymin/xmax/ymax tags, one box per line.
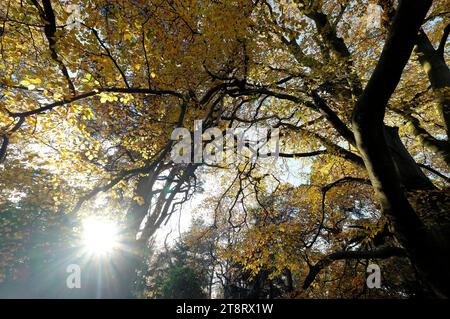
<box><xmin>352</xmin><ymin>0</ymin><xmax>450</xmax><ymax>298</ymax></box>
<box><xmin>415</xmin><ymin>30</ymin><xmax>450</xmax><ymax>141</ymax></box>
<box><xmin>116</xmin><ymin>173</ymin><xmax>157</xmax><ymax>298</ymax></box>
<box><xmin>384</xmin><ymin>126</ymin><xmax>436</xmax><ymax>190</ymax></box>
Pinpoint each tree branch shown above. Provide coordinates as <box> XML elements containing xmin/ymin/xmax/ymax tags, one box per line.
<box><xmin>277</xmin><ymin>150</ymin><xmax>327</xmax><ymax>158</ymax></box>
<box><xmin>8</xmin><ymin>87</ymin><xmax>184</xmax><ymax>118</ymax></box>
<box><xmin>303</xmin><ymin>245</ymin><xmax>407</xmax><ymax>289</ymax></box>
<box><xmin>437</xmin><ymin>23</ymin><xmax>450</xmax><ymax>58</ymax></box>
<box><xmin>31</xmin><ymin>0</ymin><xmax>76</xmax><ymax>95</ymax></box>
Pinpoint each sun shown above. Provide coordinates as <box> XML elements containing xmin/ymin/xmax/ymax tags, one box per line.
<box><xmin>82</xmin><ymin>217</ymin><xmax>119</xmax><ymax>256</ymax></box>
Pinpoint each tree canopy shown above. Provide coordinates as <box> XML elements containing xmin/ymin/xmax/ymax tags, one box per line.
<box><xmin>0</xmin><ymin>0</ymin><xmax>449</xmax><ymax>299</ymax></box>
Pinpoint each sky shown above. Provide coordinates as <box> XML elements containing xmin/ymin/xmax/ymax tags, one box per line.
<box><xmin>154</xmin><ymin>156</ymin><xmax>311</xmax><ymax>247</ymax></box>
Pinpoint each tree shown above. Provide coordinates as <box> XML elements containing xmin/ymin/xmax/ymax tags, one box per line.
<box><xmin>0</xmin><ymin>0</ymin><xmax>449</xmax><ymax>298</ymax></box>
<box><xmin>352</xmin><ymin>0</ymin><xmax>449</xmax><ymax>297</ymax></box>
<box><xmin>145</xmin><ymin>238</ymin><xmax>209</xmax><ymax>299</ymax></box>
<box><xmin>159</xmin><ymin>266</ymin><xmax>207</xmax><ymax>299</ymax></box>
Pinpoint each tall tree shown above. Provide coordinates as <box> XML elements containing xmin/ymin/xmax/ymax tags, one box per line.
<box><xmin>1</xmin><ymin>0</ymin><xmax>448</xmax><ymax>298</ymax></box>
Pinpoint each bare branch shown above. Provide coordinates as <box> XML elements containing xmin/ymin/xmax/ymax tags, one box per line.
<box><xmin>303</xmin><ymin>245</ymin><xmax>407</xmax><ymax>289</ymax></box>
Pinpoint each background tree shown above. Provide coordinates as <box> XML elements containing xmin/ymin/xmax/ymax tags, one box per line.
<box><xmin>145</xmin><ymin>232</ymin><xmax>210</xmax><ymax>299</ymax></box>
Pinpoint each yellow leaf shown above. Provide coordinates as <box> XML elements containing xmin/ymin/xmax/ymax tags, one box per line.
<box><xmin>134</xmin><ymin>196</ymin><xmax>145</xmax><ymax>206</ymax></box>
<box><xmin>30</xmin><ymin>78</ymin><xmax>42</xmax><ymax>84</ymax></box>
